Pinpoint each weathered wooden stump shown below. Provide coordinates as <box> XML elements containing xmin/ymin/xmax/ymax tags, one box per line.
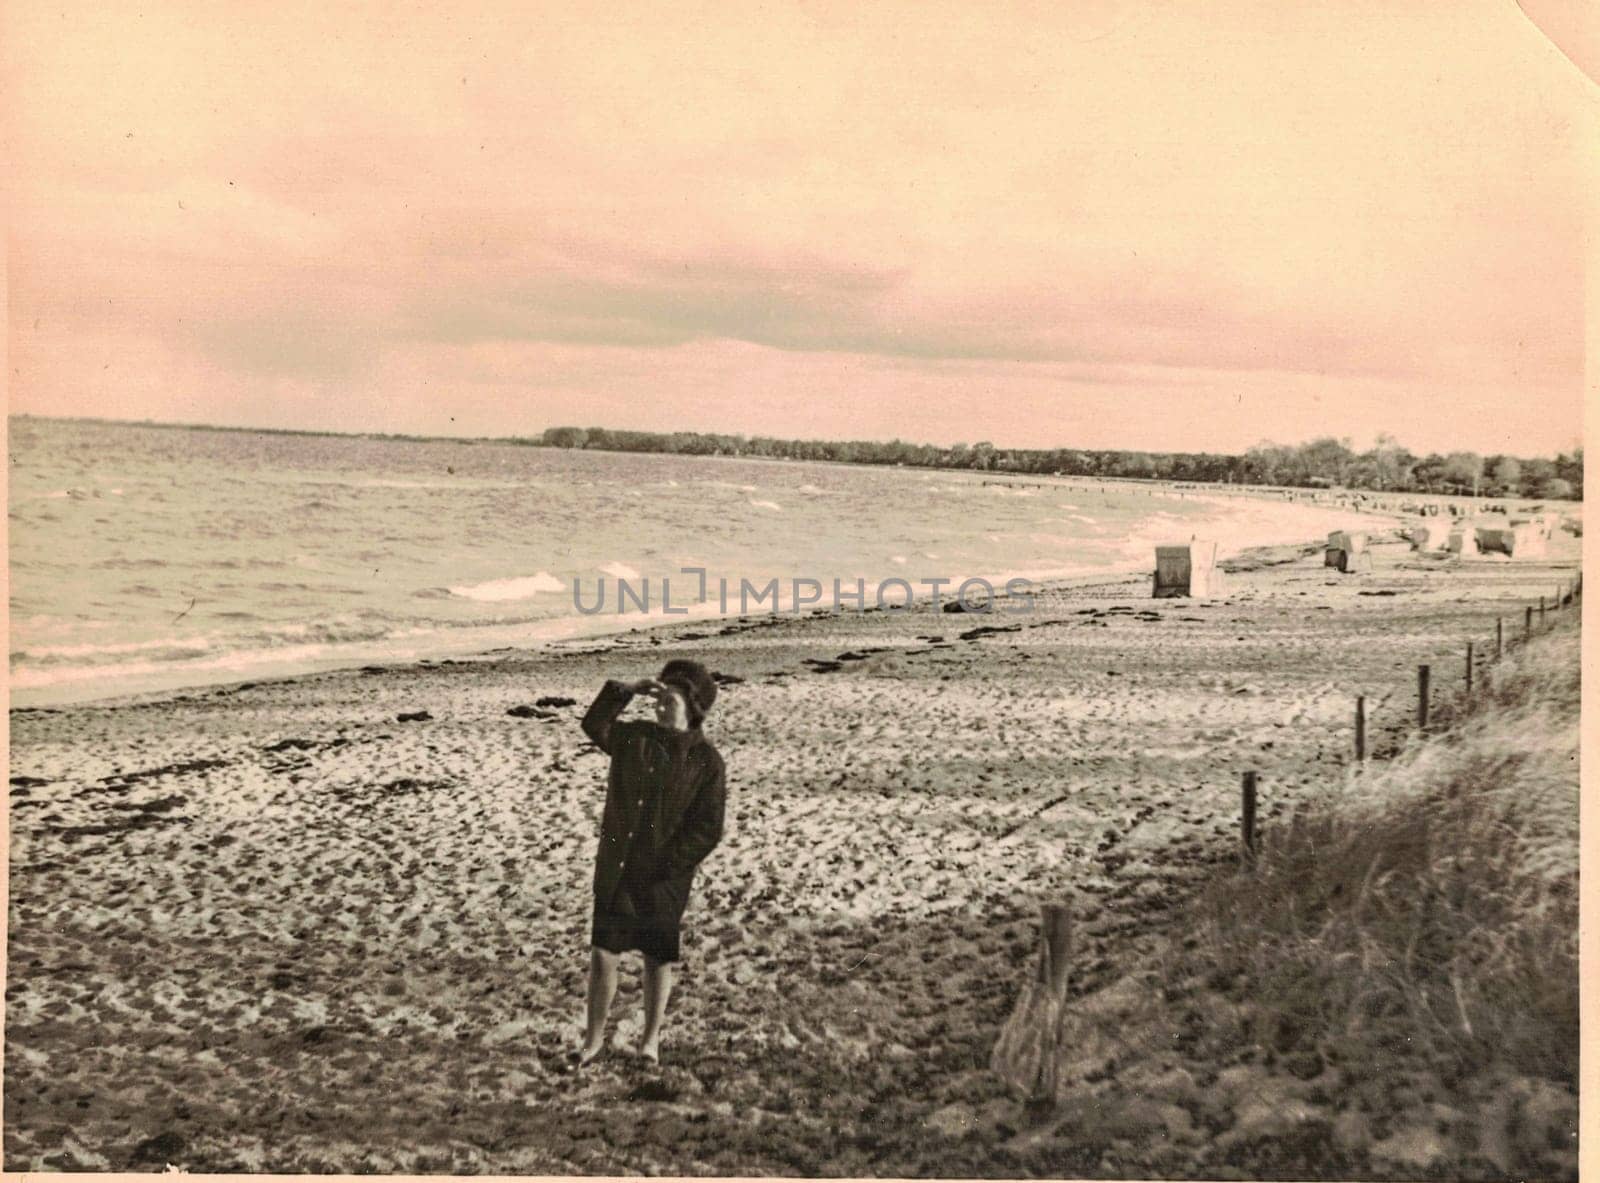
<box><xmin>1241</xmin><ymin>771</ymin><xmax>1258</xmax><ymax>861</ymax></box>
<box><xmin>991</xmin><ymin>902</ymin><xmax>1073</xmax><ymax>1099</ymax></box>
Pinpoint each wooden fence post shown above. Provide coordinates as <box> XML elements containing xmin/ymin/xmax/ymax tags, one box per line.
<box><xmin>1496</xmin><ymin>617</ymin><xmax>1503</xmax><ymax>659</ymax></box>
<box><xmin>1418</xmin><ymin>664</ymin><xmax>1431</xmax><ymax>730</ymax></box>
<box><xmin>990</xmin><ymin>901</ymin><xmax>1074</xmax><ymax>1100</ymax></box>
<box><xmin>1466</xmin><ymin>641</ymin><xmax>1474</xmax><ymax>694</ymax></box>
<box><xmin>1040</xmin><ymin>903</ymin><xmax>1072</xmax><ymax>997</ymax></box>
<box><xmin>1241</xmin><ymin>771</ymin><xmax>1258</xmax><ymax>862</ymax></box>
<box><xmin>1539</xmin><ymin>596</ymin><xmax>1546</xmax><ymax>628</ymax></box>
<box><xmin>1355</xmin><ymin>695</ymin><xmax>1366</xmax><ymax>763</ymax></box>
<box><xmin>1525</xmin><ymin>606</ymin><xmax>1533</xmax><ymax>641</ymax></box>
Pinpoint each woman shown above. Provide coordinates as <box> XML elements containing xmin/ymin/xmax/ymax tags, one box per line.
<box><xmin>574</xmin><ymin>658</ymin><xmax>726</xmax><ymax>1066</ymax></box>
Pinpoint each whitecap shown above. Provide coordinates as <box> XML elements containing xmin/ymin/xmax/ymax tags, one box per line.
<box><xmin>600</xmin><ymin>561</ymin><xmax>641</xmax><ymax>580</ymax></box>
<box><xmin>448</xmin><ymin>572</ymin><xmax>565</xmax><ymax>601</ymax></box>
<box><xmin>749</xmin><ymin>499</ymin><xmax>782</xmax><ymax>511</ymax></box>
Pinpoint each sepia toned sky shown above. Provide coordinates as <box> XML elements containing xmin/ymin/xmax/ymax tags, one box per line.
<box><xmin>6</xmin><ymin>1</ymin><xmax>1595</xmax><ymax>457</ymax></box>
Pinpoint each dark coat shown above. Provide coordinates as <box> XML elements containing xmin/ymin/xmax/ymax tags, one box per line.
<box><xmin>581</xmin><ymin>679</ymin><xmax>726</xmax><ymax>921</ymax></box>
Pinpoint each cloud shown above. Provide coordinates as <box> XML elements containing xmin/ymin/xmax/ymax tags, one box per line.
<box><xmin>5</xmin><ymin>0</ymin><xmax>1590</xmax><ymax>452</ymax></box>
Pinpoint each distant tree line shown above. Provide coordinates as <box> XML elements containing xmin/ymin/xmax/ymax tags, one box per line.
<box><xmin>529</xmin><ymin>427</ymin><xmax>1582</xmax><ymax>500</ymax></box>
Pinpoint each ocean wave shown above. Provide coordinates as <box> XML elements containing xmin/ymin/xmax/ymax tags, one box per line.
<box><xmin>749</xmin><ymin>499</ymin><xmax>782</xmax><ymax>511</ymax></box>
<box><xmin>14</xmin><ymin>635</ymin><xmax>221</xmax><ymax>664</ymax></box>
<box><xmin>448</xmin><ymin>572</ymin><xmax>566</xmax><ymax>601</ymax></box>
<box><xmin>12</xmin><ymin>615</ymin><xmax>409</xmax><ymax>667</ymax></box>
<box><xmin>293</xmin><ymin>476</ymin><xmax>532</xmax><ymax>491</ymax></box>
<box><xmin>93</xmin><ymin>557</ymin><xmax>171</xmax><ymax>570</ymax></box>
<box><xmin>599</xmin><ymin>561</ymin><xmax>641</xmax><ymax>580</ymax></box>
<box><xmin>207</xmin><ymin>557</ymin><xmax>287</xmax><ymax>570</ymax></box>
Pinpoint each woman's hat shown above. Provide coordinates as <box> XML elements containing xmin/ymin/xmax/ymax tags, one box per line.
<box><xmin>658</xmin><ymin>658</ymin><xmax>717</xmax><ymax>727</ymax></box>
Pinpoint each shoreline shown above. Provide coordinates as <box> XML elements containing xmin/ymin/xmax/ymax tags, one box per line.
<box><xmin>10</xmin><ymin>413</ymin><xmax>1584</xmax><ymax>518</ymax></box>
<box><xmin>11</xmin><ymin>494</ymin><xmax>1399</xmax><ymax>712</ymax></box>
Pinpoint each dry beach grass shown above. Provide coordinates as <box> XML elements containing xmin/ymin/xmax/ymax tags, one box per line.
<box><xmin>1013</xmin><ymin>618</ymin><xmax>1580</xmax><ymax>1180</ymax></box>
<box><xmin>5</xmin><ymin>527</ymin><xmax>1581</xmax><ymax>1177</ymax></box>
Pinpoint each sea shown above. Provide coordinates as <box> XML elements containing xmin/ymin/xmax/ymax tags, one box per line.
<box><xmin>8</xmin><ymin>416</ymin><xmax>1368</xmax><ymax>706</ymax></box>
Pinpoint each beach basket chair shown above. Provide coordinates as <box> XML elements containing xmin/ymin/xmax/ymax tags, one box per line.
<box><xmin>1152</xmin><ymin>540</ymin><xmax>1218</xmax><ymax>598</ymax></box>
<box><xmin>1508</xmin><ymin>523</ymin><xmax>1548</xmax><ymax>557</ymax></box>
<box><xmin>1325</xmin><ymin>548</ymin><xmax>1372</xmax><ymax>573</ymax></box>
<box><xmin>1409</xmin><ymin>522</ymin><xmax>1448</xmax><ymax>551</ymax></box>
<box><xmin>1476</xmin><ymin>526</ymin><xmax>1513</xmax><ymax>556</ymax></box>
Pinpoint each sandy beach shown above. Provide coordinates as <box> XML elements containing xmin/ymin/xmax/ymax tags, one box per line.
<box><xmin>5</xmin><ymin>523</ymin><xmax>1581</xmax><ymax>1176</ymax></box>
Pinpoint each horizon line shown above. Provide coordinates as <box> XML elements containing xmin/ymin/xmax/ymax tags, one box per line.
<box><xmin>5</xmin><ymin>410</ymin><xmax>1581</xmax><ymax>464</ymax></box>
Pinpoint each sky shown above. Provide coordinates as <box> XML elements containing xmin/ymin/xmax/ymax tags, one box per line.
<box><xmin>5</xmin><ymin>1</ymin><xmax>1595</xmax><ymax>458</ymax></box>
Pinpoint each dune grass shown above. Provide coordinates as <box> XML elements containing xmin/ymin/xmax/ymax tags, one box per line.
<box><xmin>1173</xmin><ymin>618</ymin><xmax>1579</xmax><ymax>1088</ymax></box>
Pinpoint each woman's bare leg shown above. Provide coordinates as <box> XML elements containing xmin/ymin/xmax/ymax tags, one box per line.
<box><xmin>582</xmin><ymin>946</ymin><xmax>620</xmax><ymax>1059</ymax></box>
<box><xmin>639</xmin><ymin>955</ymin><xmax>674</xmax><ymax>1061</ymax></box>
